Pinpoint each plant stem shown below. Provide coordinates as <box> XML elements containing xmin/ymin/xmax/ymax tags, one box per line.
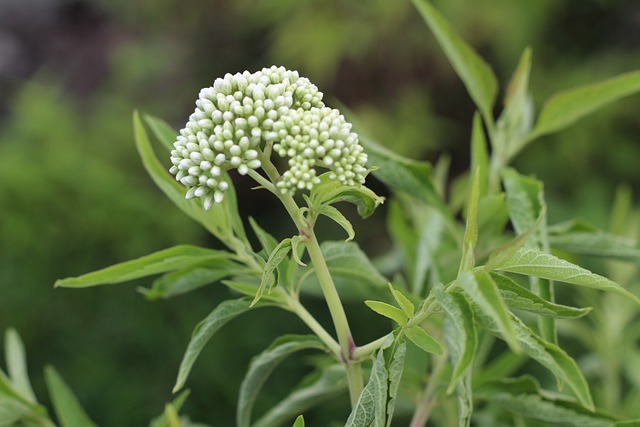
<box><xmin>409</xmin><ymin>353</ymin><xmax>449</xmax><ymax>427</ymax></box>
<box><xmin>286</xmin><ymin>294</ymin><xmax>341</xmax><ymax>357</ymax></box>
<box><xmin>256</xmin><ymin>152</ymin><xmax>364</xmax><ymax>406</ymax></box>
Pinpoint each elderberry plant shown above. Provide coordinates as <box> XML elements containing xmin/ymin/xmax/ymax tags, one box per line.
<box><xmin>5</xmin><ymin>1</ymin><xmax>640</xmax><ymax>426</ymax></box>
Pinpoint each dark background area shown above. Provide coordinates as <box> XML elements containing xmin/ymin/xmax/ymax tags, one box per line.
<box><xmin>1</xmin><ymin>0</ymin><xmax>640</xmax><ymax>424</ymax></box>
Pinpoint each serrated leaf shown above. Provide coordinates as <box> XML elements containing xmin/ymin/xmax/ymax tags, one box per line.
<box><xmin>142</xmin><ymin>260</ymin><xmax>241</xmax><ymax>300</ymax></box>
<box><xmin>494</xmin><ymin>247</ymin><xmax>640</xmax><ymax>304</ymax></box>
<box><xmin>174</xmin><ymin>299</ymin><xmax>254</xmax><ymax>392</ymax></box>
<box><xmin>252</xmin><ymin>239</ymin><xmax>292</xmax><ymax>306</ymax></box>
<box><xmin>5</xmin><ymin>329</ymin><xmax>36</xmax><ymax>403</ymax></box>
<box><xmin>385</xmin><ymin>340</ymin><xmax>406</xmax><ymax>427</ymax></box>
<box><xmin>459</xmin><ymin>271</ymin><xmax>520</xmax><ymax>353</ymax></box>
<box><xmin>491</xmin><ymin>273</ymin><xmax>590</xmax><ymax>319</ymax></box>
<box><xmin>316</xmin><ymin>204</ymin><xmax>355</xmax><ymax>242</ymax></box>
<box><xmin>365</xmin><ymin>301</ymin><xmax>408</xmax><ymax>326</ymax></box>
<box><xmin>411</xmin><ymin>0</ymin><xmax>497</xmax><ymax>121</ymax></box>
<box><xmin>433</xmin><ymin>284</ymin><xmax>477</xmax><ymax>392</ymax></box>
<box><xmin>133</xmin><ymin>111</ymin><xmax>229</xmax><ymax>240</ymax></box>
<box><xmin>237</xmin><ymin>335</ymin><xmax>327</xmax><ymax>427</ymax></box>
<box><xmin>477</xmin><ymin>312</ymin><xmax>593</xmax><ymax>409</ymax></box>
<box><xmin>388</xmin><ymin>283</ymin><xmax>415</xmax><ymax>317</ymax></box>
<box><xmin>55</xmin><ymin>245</ymin><xmax>231</xmax><ymax>288</ymax></box>
<box><xmin>494</xmin><ymin>393</ymin><xmax>612</xmax><ymax>427</ymax></box>
<box><xmin>253</xmin><ymin>365</ymin><xmax>347</xmax><ymax>427</ymax></box>
<box><xmin>529</xmin><ymin>70</ymin><xmax>640</xmax><ymax>140</ymax></box>
<box><xmin>404</xmin><ymin>326</ymin><xmax>442</xmax><ymax>354</ymax></box>
<box><xmin>44</xmin><ymin>366</ymin><xmax>97</xmax><ymax>427</ymax></box>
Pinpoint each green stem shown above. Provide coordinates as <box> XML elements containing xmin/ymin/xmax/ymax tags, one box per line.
<box><xmin>409</xmin><ymin>352</ymin><xmax>449</xmax><ymax>427</ymax></box>
<box><xmin>256</xmin><ymin>151</ymin><xmax>364</xmax><ymax>406</ymax></box>
<box><xmin>286</xmin><ymin>294</ymin><xmax>341</xmax><ymax>357</ymax></box>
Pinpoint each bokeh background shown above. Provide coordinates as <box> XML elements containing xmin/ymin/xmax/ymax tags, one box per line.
<box><xmin>1</xmin><ymin>0</ymin><xmax>640</xmax><ymax>425</ymax></box>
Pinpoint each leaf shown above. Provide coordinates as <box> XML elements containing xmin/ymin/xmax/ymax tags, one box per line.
<box><xmin>455</xmin><ymin>371</ymin><xmax>473</xmax><ymax>427</ymax></box>
<box><xmin>253</xmin><ymin>365</ymin><xmax>347</xmax><ymax>427</ymax></box>
<box><xmin>236</xmin><ymin>335</ymin><xmax>327</xmax><ymax>427</ymax></box>
<box><xmin>365</xmin><ymin>301</ymin><xmax>408</xmax><ymax>326</ymax></box>
<box><xmin>133</xmin><ymin>111</ymin><xmax>229</xmax><ymax>240</ymax></box>
<box><xmin>55</xmin><ymin>245</ymin><xmax>231</xmax><ymax>288</ymax></box>
<box><xmin>459</xmin><ymin>271</ymin><xmax>520</xmax><ymax>353</ymax></box>
<box><xmin>404</xmin><ymin>326</ymin><xmax>442</xmax><ymax>355</ymax></box>
<box><xmin>529</xmin><ymin>70</ymin><xmax>640</xmax><ymax>140</ymax></box>
<box><xmin>493</xmin><ymin>247</ymin><xmax>640</xmax><ymax>304</ymax></box>
<box><xmin>549</xmin><ymin>230</ymin><xmax>640</xmax><ymax>263</ymax></box>
<box><xmin>143</xmin><ymin>114</ymin><xmax>178</xmax><ymax>152</ymax></box>
<box><xmin>433</xmin><ymin>284</ymin><xmax>477</xmax><ymax>393</ymax></box>
<box><xmin>149</xmin><ymin>390</ymin><xmax>191</xmax><ymax>427</ymax></box>
<box><xmin>502</xmin><ymin>168</ymin><xmax>545</xmax><ymax>244</ymax></box>
<box><xmin>385</xmin><ymin>340</ymin><xmax>406</xmax><ymax>427</ymax></box>
<box><xmin>388</xmin><ymin>283</ymin><xmax>415</xmax><ymax>317</ymax></box>
<box><xmin>315</xmin><ymin>204</ymin><xmax>355</xmax><ymax>242</ymax></box>
<box><xmin>494</xmin><ymin>393</ymin><xmax>613</xmax><ymax>427</ymax></box>
<box><xmin>5</xmin><ymin>329</ymin><xmax>36</xmax><ymax>403</ymax></box>
<box><xmin>0</xmin><ymin>398</ymin><xmax>33</xmax><ymax>425</ymax></box>
<box><xmin>411</xmin><ymin>0</ymin><xmax>498</xmax><ymax>120</ymax></box>
<box><xmin>470</xmin><ymin>113</ymin><xmax>489</xmax><ymax>196</ymax></box>
<box><xmin>174</xmin><ymin>299</ymin><xmax>253</xmax><ymax>393</ymax></box>
<box><xmin>459</xmin><ymin>168</ymin><xmax>481</xmax><ymax>274</ymax></box>
<box><xmin>292</xmin><ymin>415</ymin><xmax>305</xmax><ymax>427</ymax></box>
<box><xmin>500</xmin><ymin>47</ymin><xmax>534</xmax><ymax>158</ymax></box>
<box><xmin>477</xmin><ymin>312</ymin><xmax>593</xmax><ymax>409</ymax></box>
<box><xmin>309</xmin><ymin>173</ymin><xmax>384</xmax><ymax>219</ymax></box>
<box><xmin>142</xmin><ymin>261</ymin><xmax>241</xmax><ymax>300</ymax></box>
<box><xmin>249</xmin><ymin>217</ymin><xmax>279</xmax><ymax>255</ymax></box>
<box><xmin>44</xmin><ymin>366</ymin><xmax>98</xmax><ymax>427</ymax></box>
<box><xmin>490</xmin><ymin>273</ymin><xmax>590</xmax><ymax>319</ymax></box>
<box><xmin>252</xmin><ymin>238</ymin><xmax>292</xmax><ymax>306</ymax></box>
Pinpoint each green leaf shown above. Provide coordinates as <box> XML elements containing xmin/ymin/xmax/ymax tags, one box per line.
<box><xmin>315</xmin><ymin>204</ymin><xmax>355</xmax><ymax>242</ymax></box>
<box><xmin>459</xmin><ymin>168</ymin><xmax>481</xmax><ymax>274</ymax></box>
<box><xmin>292</xmin><ymin>415</ymin><xmax>305</xmax><ymax>427</ymax></box>
<box><xmin>385</xmin><ymin>340</ymin><xmax>406</xmax><ymax>427</ymax></box>
<box><xmin>455</xmin><ymin>371</ymin><xmax>473</xmax><ymax>427</ymax></box>
<box><xmin>5</xmin><ymin>329</ymin><xmax>36</xmax><ymax>403</ymax></box>
<box><xmin>388</xmin><ymin>283</ymin><xmax>415</xmax><ymax>317</ymax></box>
<box><xmin>491</xmin><ymin>273</ymin><xmax>590</xmax><ymax>319</ymax></box>
<box><xmin>174</xmin><ymin>299</ymin><xmax>254</xmax><ymax>393</ymax></box>
<box><xmin>494</xmin><ymin>393</ymin><xmax>612</xmax><ymax>427</ymax></box>
<box><xmin>478</xmin><ymin>312</ymin><xmax>593</xmax><ymax>409</ymax></box>
<box><xmin>470</xmin><ymin>113</ymin><xmax>489</xmax><ymax>196</ymax></box>
<box><xmin>459</xmin><ymin>271</ymin><xmax>520</xmax><ymax>353</ymax></box>
<box><xmin>433</xmin><ymin>284</ymin><xmax>477</xmax><ymax>393</ymax></box>
<box><xmin>411</xmin><ymin>0</ymin><xmax>498</xmax><ymax>120</ymax></box>
<box><xmin>502</xmin><ymin>168</ymin><xmax>545</xmax><ymax>244</ymax></box>
<box><xmin>529</xmin><ymin>70</ymin><xmax>640</xmax><ymax>140</ymax></box>
<box><xmin>494</xmin><ymin>247</ymin><xmax>640</xmax><ymax>304</ymax></box>
<box><xmin>549</xmin><ymin>229</ymin><xmax>640</xmax><ymax>263</ymax></box>
<box><xmin>249</xmin><ymin>217</ymin><xmax>279</xmax><ymax>255</ymax></box>
<box><xmin>309</xmin><ymin>173</ymin><xmax>384</xmax><ymax>219</ymax></box>
<box><xmin>404</xmin><ymin>326</ymin><xmax>442</xmax><ymax>355</ymax></box>
<box><xmin>149</xmin><ymin>390</ymin><xmax>191</xmax><ymax>427</ymax></box>
<box><xmin>500</xmin><ymin>47</ymin><xmax>534</xmax><ymax>158</ymax></box>
<box><xmin>142</xmin><ymin>261</ymin><xmax>241</xmax><ymax>300</ymax></box>
<box><xmin>252</xmin><ymin>238</ymin><xmax>292</xmax><ymax>306</ymax></box>
<box><xmin>365</xmin><ymin>301</ymin><xmax>408</xmax><ymax>326</ymax></box>
<box><xmin>133</xmin><ymin>111</ymin><xmax>230</xmax><ymax>240</ymax></box>
<box><xmin>237</xmin><ymin>335</ymin><xmax>327</xmax><ymax>427</ymax></box>
<box><xmin>44</xmin><ymin>366</ymin><xmax>97</xmax><ymax>427</ymax></box>
<box><xmin>0</xmin><ymin>398</ymin><xmax>33</xmax><ymax>425</ymax></box>
<box><xmin>412</xmin><ymin>209</ymin><xmax>447</xmax><ymax>296</ymax></box>
<box><xmin>253</xmin><ymin>364</ymin><xmax>347</xmax><ymax>427</ymax></box>
<box><xmin>55</xmin><ymin>245</ymin><xmax>231</xmax><ymax>288</ymax></box>
<box><xmin>143</xmin><ymin>114</ymin><xmax>178</xmax><ymax>152</ymax></box>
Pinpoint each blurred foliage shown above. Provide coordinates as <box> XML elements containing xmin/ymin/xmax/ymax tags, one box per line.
<box><xmin>1</xmin><ymin>0</ymin><xmax>640</xmax><ymax>424</ymax></box>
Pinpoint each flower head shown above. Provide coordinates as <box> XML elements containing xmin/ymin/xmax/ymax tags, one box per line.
<box><xmin>170</xmin><ymin>66</ymin><xmax>367</xmax><ymax>208</ymax></box>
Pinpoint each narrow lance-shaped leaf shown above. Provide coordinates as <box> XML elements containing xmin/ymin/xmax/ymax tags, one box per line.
<box><xmin>143</xmin><ymin>114</ymin><xmax>178</xmax><ymax>152</ymax></box>
<box><xmin>315</xmin><ymin>204</ymin><xmax>355</xmax><ymax>242</ymax></box>
<box><xmin>44</xmin><ymin>366</ymin><xmax>98</xmax><ymax>427</ymax></box>
<box><xmin>404</xmin><ymin>326</ymin><xmax>442</xmax><ymax>355</ymax></box>
<box><xmin>411</xmin><ymin>0</ymin><xmax>498</xmax><ymax>120</ymax></box>
<box><xmin>459</xmin><ymin>271</ymin><xmax>520</xmax><ymax>353</ymax></box>
<box><xmin>470</xmin><ymin>113</ymin><xmax>489</xmax><ymax>196</ymax></box>
<box><xmin>490</xmin><ymin>273</ymin><xmax>591</xmax><ymax>319</ymax></box>
<box><xmin>55</xmin><ymin>245</ymin><xmax>231</xmax><ymax>288</ymax></box>
<box><xmin>529</xmin><ymin>70</ymin><xmax>640</xmax><ymax>141</ymax></box>
<box><xmin>433</xmin><ymin>284</ymin><xmax>477</xmax><ymax>392</ymax></box>
<box><xmin>388</xmin><ymin>283</ymin><xmax>415</xmax><ymax>317</ymax></box>
<box><xmin>292</xmin><ymin>415</ymin><xmax>305</xmax><ymax>427</ymax></box>
<box><xmin>252</xmin><ymin>238</ymin><xmax>292</xmax><ymax>306</ymax></box>
<box><xmin>385</xmin><ymin>340</ymin><xmax>407</xmax><ymax>427</ymax></box>
<box><xmin>459</xmin><ymin>168</ymin><xmax>481</xmax><ymax>274</ymax></box>
<box><xmin>237</xmin><ymin>335</ymin><xmax>327</xmax><ymax>427</ymax></box>
<box><xmin>494</xmin><ymin>247</ymin><xmax>640</xmax><ymax>305</ymax></box>
<box><xmin>133</xmin><ymin>111</ymin><xmax>228</xmax><ymax>239</ymax></box>
<box><xmin>174</xmin><ymin>299</ymin><xmax>254</xmax><ymax>392</ymax></box>
<box><xmin>5</xmin><ymin>329</ymin><xmax>36</xmax><ymax>403</ymax></box>
<box><xmin>365</xmin><ymin>301</ymin><xmax>408</xmax><ymax>326</ymax></box>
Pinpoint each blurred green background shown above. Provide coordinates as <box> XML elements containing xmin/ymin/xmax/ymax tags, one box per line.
<box><xmin>1</xmin><ymin>0</ymin><xmax>640</xmax><ymax>424</ymax></box>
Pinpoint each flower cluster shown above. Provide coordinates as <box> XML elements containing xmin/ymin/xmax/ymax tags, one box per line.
<box><xmin>169</xmin><ymin>66</ymin><xmax>368</xmax><ymax>208</ymax></box>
